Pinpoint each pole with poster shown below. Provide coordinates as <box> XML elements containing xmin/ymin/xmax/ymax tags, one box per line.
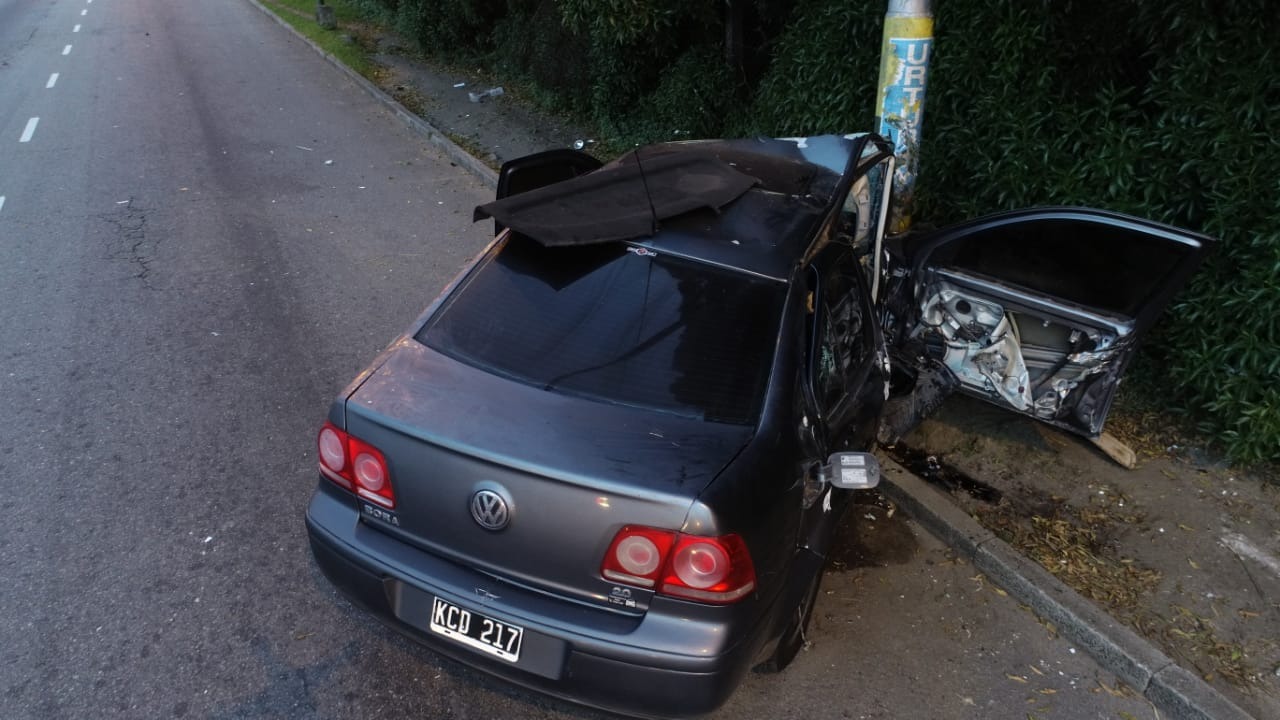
<box><xmin>873</xmin><ymin>0</ymin><xmax>933</xmax><ymax>235</ymax></box>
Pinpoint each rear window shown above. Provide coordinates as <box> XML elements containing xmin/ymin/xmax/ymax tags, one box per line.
<box><xmin>418</xmin><ymin>236</ymin><xmax>785</xmax><ymax>424</ymax></box>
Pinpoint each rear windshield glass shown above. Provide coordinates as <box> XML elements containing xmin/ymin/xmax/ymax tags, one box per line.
<box><xmin>418</xmin><ymin>236</ymin><xmax>785</xmax><ymax>424</ymax></box>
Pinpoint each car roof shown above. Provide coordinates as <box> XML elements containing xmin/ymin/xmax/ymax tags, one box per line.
<box><xmin>497</xmin><ymin>134</ymin><xmax>874</xmax><ymax>282</ymax></box>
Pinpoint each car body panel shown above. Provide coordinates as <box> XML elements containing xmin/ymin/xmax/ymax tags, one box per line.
<box><xmin>895</xmin><ymin>207</ymin><xmax>1210</xmax><ymax>436</ymax></box>
<box><xmin>307</xmin><ymin>486</ymin><xmax>775</xmax><ymax>718</ymax></box>
<box><xmin>345</xmin><ymin>338</ymin><xmax>755</xmax><ymax>612</ymax></box>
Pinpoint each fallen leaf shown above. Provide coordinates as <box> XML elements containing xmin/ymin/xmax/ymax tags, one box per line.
<box><xmin>1029</xmin><ymin>665</ymin><xmax>1045</xmax><ymax>676</ymax></box>
<box><xmin>1097</xmin><ymin>680</ymin><xmax>1126</xmax><ymax>697</ymax></box>
<box><xmin>1188</xmin><ymin>558</ymin><xmax>1201</xmax><ymax>570</ymax></box>
<box><xmin>1037</xmin><ymin>688</ymin><xmax>1057</xmax><ymax>695</ymax></box>
<box><xmin>1178</xmin><ymin>524</ymin><xmax>1195</xmax><ymax>531</ymax></box>
<box><xmin>1007</xmin><ymin>674</ymin><xmax>1028</xmax><ymax>684</ymax></box>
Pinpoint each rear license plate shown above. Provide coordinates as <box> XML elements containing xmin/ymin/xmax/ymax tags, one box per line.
<box><xmin>428</xmin><ymin>596</ymin><xmax>523</xmax><ymax>662</ymax></box>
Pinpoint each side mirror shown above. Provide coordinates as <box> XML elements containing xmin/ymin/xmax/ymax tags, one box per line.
<box><xmin>823</xmin><ymin>452</ymin><xmax>880</xmax><ymax>489</ymax></box>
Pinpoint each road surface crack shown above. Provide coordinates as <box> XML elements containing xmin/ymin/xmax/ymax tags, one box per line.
<box><xmin>99</xmin><ymin>198</ymin><xmax>159</xmax><ymax>289</ymax></box>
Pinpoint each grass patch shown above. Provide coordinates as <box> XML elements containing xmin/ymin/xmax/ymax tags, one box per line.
<box><xmin>979</xmin><ymin>499</ymin><xmax>1161</xmax><ymax>615</ymax></box>
<box><xmin>258</xmin><ymin>0</ymin><xmax>374</xmax><ymax>77</ymax></box>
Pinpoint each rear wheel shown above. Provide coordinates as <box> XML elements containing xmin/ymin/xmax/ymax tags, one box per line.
<box><xmin>757</xmin><ymin>568</ymin><xmax>823</xmax><ymax>673</ymax></box>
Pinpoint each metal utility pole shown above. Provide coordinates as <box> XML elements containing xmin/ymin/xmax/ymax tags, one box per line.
<box><xmin>873</xmin><ymin>0</ymin><xmax>933</xmax><ymax>235</ymax></box>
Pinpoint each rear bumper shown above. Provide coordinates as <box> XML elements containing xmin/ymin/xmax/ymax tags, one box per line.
<box><xmin>305</xmin><ymin>484</ymin><xmax>773</xmax><ymax>718</ymax></box>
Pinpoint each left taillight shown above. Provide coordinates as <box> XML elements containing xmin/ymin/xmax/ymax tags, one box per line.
<box><xmin>317</xmin><ymin>422</ymin><xmax>395</xmax><ymax>509</ymax></box>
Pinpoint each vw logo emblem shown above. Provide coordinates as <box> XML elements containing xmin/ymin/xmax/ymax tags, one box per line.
<box><xmin>470</xmin><ymin>489</ymin><xmax>510</xmax><ymax>531</ymax></box>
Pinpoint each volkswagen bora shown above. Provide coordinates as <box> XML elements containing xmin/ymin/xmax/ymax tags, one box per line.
<box><xmin>306</xmin><ymin>134</ymin><xmax>1207</xmax><ymax>717</ymax></box>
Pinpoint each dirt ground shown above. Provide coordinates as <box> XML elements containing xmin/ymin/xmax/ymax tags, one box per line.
<box><xmin>367</xmin><ymin>37</ymin><xmax>589</xmax><ymax>169</ymax></box>
<box><xmin>896</xmin><ymin>395</ymin><xmax>1280</xmax><ymax>718</ymax></box>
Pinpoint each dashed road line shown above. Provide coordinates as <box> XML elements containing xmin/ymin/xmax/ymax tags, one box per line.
<box><xmin>47</xmin><ymin>73</ymin><xmax>59</xmax><ymax>88</ymax></box>
<box><xmin>81</xmin><ymin>9</ymin><xmax>87</xmax><ymax>16</ymax></box>
<box><xmin>62</xmin><ymin>44</ymin><xmax>73</xmax><ymax>55</ymax></box>
<box><xmin>20</xmin><ymin>118</ymin><xmax>39</xmax><ymax>143</ymax></box>
<box><xmin>74</xmin><ymin>24</ymin><xmax>82</xmax><ymax>32</ymax></box>
<box><xmin>0</xmin><ymin>197</ymin><xmax>6</xmax><ymax>213</ymax></box>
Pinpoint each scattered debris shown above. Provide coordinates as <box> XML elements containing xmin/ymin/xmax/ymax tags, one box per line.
<box><xmin>468</xmin><ymin>86</ymin><xmax>504</xmax><ymax>103</ymax></box>
<box><xmin>1089</xmin><ymin>431</ymin><xmax>1137</xmax><ymax>469</ymax></box>
<box><xmin>886</xmin><ymin>445</ymin><xmax>1002</xmax><ymax>503</ymax></box>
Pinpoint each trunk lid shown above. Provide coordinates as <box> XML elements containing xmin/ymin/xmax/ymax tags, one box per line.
<box><xmin>343</xmin><ymin>339</ymin><xmax>753</xmax><ymax>611</ymax></box>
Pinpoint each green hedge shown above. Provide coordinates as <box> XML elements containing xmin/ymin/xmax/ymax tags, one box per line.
<box><xmin>351</xmin><ymin>0</ymin><xmax>1279</xmax><ymax>462</ymax></box>
<box><xmin>918</xmin><ymin>0</ymin><xmax>1280</xmax><ymax>463</ymax></box>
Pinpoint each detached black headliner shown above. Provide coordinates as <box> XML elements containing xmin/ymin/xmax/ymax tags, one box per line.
<box><xmin>473</xmin><ymin>135</ymin><xmax>870</xmax><ymax>281</ymax></box>
<box><xmin>473</xmin><ymin>152</ymin><xmax>759</xmax><ymax>247</ymax></box>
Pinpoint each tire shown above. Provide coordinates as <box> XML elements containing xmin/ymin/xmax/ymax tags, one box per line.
<box><xmin>756</xmin><ymin>568</ymin><xmax>823</xmax><ymax>673</ymax></box>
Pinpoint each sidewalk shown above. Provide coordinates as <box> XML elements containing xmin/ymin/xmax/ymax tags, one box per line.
<box><xmin>250</xmin><ymin>4</ymin><xmax>1280</xmax><ymax>717</ymax></box>
<box><xmin>894</xmin><ymin>399</ymin><xmax>1279</xmax><ymax>719</ymax></box>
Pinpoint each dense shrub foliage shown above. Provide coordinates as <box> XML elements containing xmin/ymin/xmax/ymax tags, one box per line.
<box><xmin>348</xmin><ymin>0</ymin><xmax>1279</xmax><ymax>462</ymax></box>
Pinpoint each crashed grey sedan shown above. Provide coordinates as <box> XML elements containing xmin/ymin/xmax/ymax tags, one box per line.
<box><xmin>305</xmin><ymin>134</ymin><xmax>1207</xmax><ymax>717</ymax></box>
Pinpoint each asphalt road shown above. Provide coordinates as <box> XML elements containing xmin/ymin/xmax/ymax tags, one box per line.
<box><xmin>0</xmin><ymin>1</ymin><xmax>1157</xmax><ymax>718</ymax></box>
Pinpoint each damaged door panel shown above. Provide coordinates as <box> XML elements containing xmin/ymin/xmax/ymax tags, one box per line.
<box><xmin>891</xmin><ymin>208</ymin><xmax>1209</xmax><ymax>438</ymax></box>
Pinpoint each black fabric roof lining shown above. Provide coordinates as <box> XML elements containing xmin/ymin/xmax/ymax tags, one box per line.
<box><xmin>472</xmin><ymin>152</ymin><xmax>759</xmax><ymax>247</ymax></box>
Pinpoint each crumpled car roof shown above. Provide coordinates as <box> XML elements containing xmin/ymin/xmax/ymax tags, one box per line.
<box><xmin>473</xmin><ymin>151</ymin><xmax>759</xmax><ymax>247</ymax></box>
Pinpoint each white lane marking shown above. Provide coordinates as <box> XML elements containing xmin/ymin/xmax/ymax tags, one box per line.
<box><xmin>19</xmin><ymin>118</ymin><xmax>39</xmax><ymax>143</ymax></box>
<box><xmin>47</xmin><ymin>73</ymin><xmax>59</xmax><ymax>88</ymax></box>
<box><xmin>74</xmin><ymin>24</ymin><xmax>82</xmax><ymax>32</ymax></box>
<box><xmin>0</xmin><ymin>197</ymin><xmax>6</xmax><ymax>213</ymax></box>
<box><xmin>1221</xmin><ymin>533</ymin><xmax>1280</xmax><ymax>580</ymax></box>
<box><xmin>62</xmin><ymin>44</ymin><xmax>72</xmax><ymax>55</ymax></box>
<box><xmin>81</xmin><ymin>9</ymin><xmax>87</xmax><ymax>16</ymax></box>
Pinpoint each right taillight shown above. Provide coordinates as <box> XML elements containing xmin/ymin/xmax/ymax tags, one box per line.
<box><xmin>317</xmin><ymin>422</ymin><xmax>395</xmax><ymax>509</ymax></box>
<box><xmin>601</xmin><ymin>526</ymin><xmax>755</xmax><ymax>604</ymax></box>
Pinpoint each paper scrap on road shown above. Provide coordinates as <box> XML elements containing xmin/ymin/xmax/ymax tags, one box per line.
<box><xmin>1220</xmin><ymin>532</ymin><xmax>1280</xmax><ymax>579</ymax></box>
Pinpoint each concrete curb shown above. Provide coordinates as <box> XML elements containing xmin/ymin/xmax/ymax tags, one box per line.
<box><xmin>879</xmin><ymin>459</ymin><xmax>1256</xmax><ymax>720</ymax></box>
<box><xmin>244</xmin><ymin>0</ymin><xmax>499</xmax><ymax>189</ymax></box>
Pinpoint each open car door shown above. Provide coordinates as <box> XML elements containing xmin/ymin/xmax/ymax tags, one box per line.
<box><xmin>490</xmin><ymin>149</ymin><xmax>602</xmax><ymax>235</ymax></box>
<box><xmin>897</xmin><ymin>207</ymin><xmax>1210</xmax><ymax>437</ymax></box>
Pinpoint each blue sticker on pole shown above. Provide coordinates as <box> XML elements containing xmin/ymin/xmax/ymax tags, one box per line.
<box><xmin>877</xmin><ymin>37</ymin><xmax>932</xmax><ymax>150</ymax></box>
<box><xmin>877</xmin><ymin>36</ymin><xmax>932</xmax><ymax>233</ymax></box>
